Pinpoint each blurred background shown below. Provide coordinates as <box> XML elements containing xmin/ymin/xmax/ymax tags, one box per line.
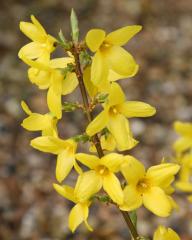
<box><xmin>0</xmin><ymin>0</ymin><xmax>192</xmax><ymax>239</ymax></box>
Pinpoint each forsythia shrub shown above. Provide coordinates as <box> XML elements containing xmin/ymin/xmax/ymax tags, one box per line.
<box><xmin>19</xmin><ymin>10</ymin><xmax>182</xmax><ymax>239</ymax></box>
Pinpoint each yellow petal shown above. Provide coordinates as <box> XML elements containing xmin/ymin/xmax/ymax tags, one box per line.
<box><xmin>30</xmin><ymin>15</ymin><xmax>46</xmax><ymax>36</ymax></box>
<box><xmin>143</xmin><ymin>187</ymin><xmax>172</xmax><ymax>217</ymax></box>
<box><xmin>47</xmin><ymin>85</ymin><xmax>62</xmax><ymax>119</ymax></box>
<box><xmin>74</xmin><ymin>170</ymin><xmax>102</xmax><ymax>202</ymax></box>
<box><xmin>108</xmin><ymin>68</ymin><xmax>139</xmax><ymax>82</ymax></box>
<box><xmin>69</xmin><ymin>203</ymin><xmax>84</xmax><ymax>232</ymax></box>
<box><xmin>173</xmin><ymin>137</ymin><xmax>192</xmax><ymax>153</ymax></box>
<box><xmin>30</xmin><ymin>136</ymin><xmax>68</xmax><ymax>154</ymax></box>
<box><xmin>69</xmin><ymin>203</ymin><xmax>92</xmax><ymax>232</ymax></box>
<box><xmin>175</xmin><ymin>181</ymin><xmax>192</xmax><ymax>192</ymax></box>
<box><xmin>19</xmin><ymin>54</ymin><xmax>50</xmax><ymax>71</ymax></box>
<box><xmin>107</xmin><ymin>114</ymin><xmax>138</xmax><ymax>151</ymax></box>
<box><xmin>56</xmin><ymin>151</ymin><xmax>75</xmax><ymax>183</ymax></box>
<box><xmin>21</xmin><ymin>101</ymin><xmax>32</xmax><ymax>115</ymax></box>
<box><xmin>19</xmin><ymin>21</ymin><xmax>45</xmax><ymax>42</ymax></box>
<box><xmin>53</xmin><ymin>183</ymin><xmax>76</xmax><ymax>202</ymax></box>
<box><xmin>86</xmin><ymin>110</ymin><xmax>109</xmax><ymax>136</ymax></box>
<box><xmin>174</xmin><ymin>121</ymin><xmax>192</xmax><ymax>137</ymax></box>
<box><xmin>49</xmin><ymin>57</ymin><xmax>74</xmax><ymax>69</ymax></box>
<box><xmin>101</xmin><ymin>153</ymin><xmax>124</xmax><ymax>172</ymax></box>
<box><xmin>146</xmin><ymin>163</ymin><xmax>180</xmax><ymax>189</ymax></box>
<box><xmin>105</xmin><ymin>25</ymin><xmax>142</xmax><ymax>46</ymax></box>
<box><xmin>28</xmin><ymin>68</ymin><xmax>51</xmax><ymax>89</ymax></box>
<box><xmin>153</xmin><ymin>226</ymin><xmax>180</xmax><ymax>240</ymax></box>
<box><xmin>18</xmin><ymin>42</ymin><xmax>45</xmax><ymax>59</ymax></box>
<box><xmin>121</xmin><ymin>156</ymin><xmax>145</xmax><ymax>184</ymax></box>
<box><xmin>91</xmin><ymin>51</ymin><xmax>109</xmax><ymax>88</ymax></box>
<box><xmin>85</xmin><ymin>29</ymin><xmax>106</xmax><ymax>52</ymax></box>
<box><xmin>62</xmin><ymin>72</ymin><xmax>78</xmax><ymax>95</ymax></box>
<box><xmin>120</xmin><ymin>185</ymin><xmax>142</xmax><ymax>211</ymax></box>
<box><xmin>42</xmin><ymin>116</ymin><xmax>58</xmax><ymax>137</ymax></box>
<box><xmin>21</xmin><ymin>113</ymin><xmax>52</xmax><ymax>131</ymax></box>
<box><xmin>75</xmin><ymin>153</ymin><xmax>99</xmax><ymax>169</ymax></box>
<box><xmin>100</xmin><ymin>133</ymin><xmax>116</xmax><ymax>151</ymax></box>
<box><xmin>106</xmin><ymin>46</ymin><xmax>138</xmax><ymax>76</ymax></box>
<box><xmin>83</xmin><ymin>66</ymin><xmax>98</xmax><ymax>97</ymax></box>
<box><xmin>119</xmin><ymin>101</ymin><xmax>156</xmax><ymax>118</ymax></box>
<box><xmin>107</xmin><ymin>82</ymin><xmax>125</xmax><ymax>107</ymax></box>
<box><xmin>103</xmin><ymin>172</ymin><xmax>124</xmax><ymax>205</ymax></box>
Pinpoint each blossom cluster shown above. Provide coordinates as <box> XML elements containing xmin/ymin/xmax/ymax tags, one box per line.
<box><xmin>173</xmin><ymin>121</ymin><xmax>192</xmax><ymax>202</ymax></box>
<box><xmin>19</xmin><ymin>12</ymin><xmax>181</xmax><ymax>239</ymax></box>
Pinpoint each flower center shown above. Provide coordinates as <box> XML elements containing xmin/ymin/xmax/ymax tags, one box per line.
<box><xmin>100</xmin><ymin>41</ymin><xmax>112</xmax><ymax>51</ymax></box>
<box><xmin>136</xmin><ymin>177</ymin><xmax>151</xmax><ymax>193</ymax></box>
<box><xmin>96</xmin><ymin>165</ymin><xmax>109</xmax><ymax>176</ymax></box>
<box><xmin>109</xmin><ymin>106</ymin><xmax>119</xmax><ymax>116</ymax></box>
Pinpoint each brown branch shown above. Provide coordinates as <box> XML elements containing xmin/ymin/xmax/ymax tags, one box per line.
<box><xmin>70</xmin><ymin>43</ymin><xmax>139</xmax><ymax>240</ymax></box>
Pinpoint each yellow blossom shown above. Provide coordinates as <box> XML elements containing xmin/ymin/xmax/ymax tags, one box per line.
<box><xmin>21</xmin><ymin>101</ymin><xmax>58</xmax><ymax>137</ymax></box>
<box><xmin>53</xmin><ymin>183</ymin><xmax>92</xmax><ymax>232</ymax></box>
<box><xmin>19</xmin><ymin>15</ymin><xmax>56</xmax><ymax>60</ymax></box>
<box><xmin>153</xmin><ymin>225</ymin><xmax>180</xmax><ymax>240</ymax></box>
<box><xmin>31</xmin><ymin>136</ymin><xmax>81</xmax><ymax>182</ymax></box>
<box><xmin>86</xmin><ymin>82</ymin><xmax>155</xmax><ymax>151</ymax></box>
<box><xmin>173</xmin><ymin>121</ymin><xmax>192</xmax><ymax>154</ymax></box>
<box><xmin>85</xmin><ymin>26</ymin><xmax>141</xmax><ymax>89</ymax></box>
<box><xmin>75</xmin><ymin>153</ymin><xmax>124</xmax><ymax>205</ymax></box>
<box><xmin>19</xmin><ymin>55</ymin><xmax>78</xmax><ymax>119</ymax></box>
<box><xmin>120</xmin><ymin>156</ymin><xmax>180</xmax><ymax>217</ymax></box>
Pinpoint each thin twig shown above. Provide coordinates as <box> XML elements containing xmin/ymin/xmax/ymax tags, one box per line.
<box><xmin>70</xmin><ymin>43</ymin><xmax>139</xmax><ymax>239</ymax></box>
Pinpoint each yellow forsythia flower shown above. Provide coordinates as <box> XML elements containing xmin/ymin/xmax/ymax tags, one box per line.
<box><xmin>173</xmin><ymin>121</ymin><xmax>192</xmax><ymax>154</ymax></box>
<box><xmin>31</xmin><ymin>136</ymin><xmax>81</xmax><ymax>182</ymax></box>
<box><xmin>75</xmin><ymin>153</ymin><xmax>124</xmax><ymax>205</ymax></box>
<box><xmin>85</xmin><ymin>25</ymin><xmax>141</xmax><ymax>89</ymax></box>
<box><xmin>175</xmin><ymin>158</ymin><xmax>192</xmax><ymax>193</ymax></box>
<box><xmin>19</xmin><ymin>15</ymin><xmax>56</xmax><ymax>60</ymax></box>
<box><xmin>120</xmin><ymin>156</ymin><xmax>180</xmax><ymax>217</ymax></box>
<box><xmin>21</xmin><ymin>101</ymin><xmax>58</xmax><ymax>137</ymax></box>
<box><xmin>53</xmin><ymin>184</ymin><xmax>92</xmax><ymax>232</ymax></box>
<box><xmin>86</xmin><ymin>82</ymin><xmax>155</xmax><ymax>151</ymax></box>
<box><xmin>19</xmin><ymin>55</ymin><xmax>78</xmax><ymax>119</ymax></box>
<box><xmin>153</xmin><ymin>225</ymin><xmax>180</xmax><ymax>240</ymax></box>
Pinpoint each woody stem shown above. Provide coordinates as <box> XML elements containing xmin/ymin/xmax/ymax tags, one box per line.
<box><xmin>71</xmin><ymin>43</ymin><xmax>139</xmax><ymax>240</ymax></box>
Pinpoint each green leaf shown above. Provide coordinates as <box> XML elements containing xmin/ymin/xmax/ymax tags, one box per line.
<box><xmin>58</xmin><ymin>29</ymin><xmax>66</xmax><ymax>43</ymax></box>
<box><xmin>96</xmin><ymin>93</ymin><xmax>109</xmax><ymax>103</ymax></box>
<box><xmin>62</xmin><ymin>102</ymin><xmax>78</xmax><ymax>112</ymax></box>
<box><xmin>72</xmin><ymin>134</ymin><xmax>90</xmax><ymax>143</ymax></box>
<box><xmin>70</xmin><ymin>8</ymin><xmax>79</xmax><ymax>43</ymax></box>
<box><xmin>80</xmin><ymin>50</ymin><xmax>92</xmax><ymax>67</ymax></box>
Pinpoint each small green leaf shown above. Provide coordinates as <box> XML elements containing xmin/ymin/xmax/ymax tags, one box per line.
<box><xmin>58</xmin><ymin>29</ymin><xmax>66</xmax><ymax>43</ymax></box>
<box><xmin>72</xmin><ymin>134</ymin><xmax>90</xmax><ymax>143</ymax></box>
<box><xmin>62</xmin><ymin>102</ymin><xmax>78</xmax><ymax>112</ymax></box>
<box><xmin>80</xmin><ymin>50</ymin><xmax>92</xmax><ymax>67</ymax></box>
<box><xmin>70</xmin><ymin>8</ymin><xmax>79</xmax><ymax>43</ymax></box>
<box><xmin>96</xmin><ymin>93</ymin><xmax>109</xmax><ymax>103</ymax></box>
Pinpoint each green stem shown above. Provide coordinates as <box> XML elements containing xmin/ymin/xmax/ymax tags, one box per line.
<box><xmin>71</xmin><ymin>43</ymin><xmax>139</xmax><ymax>239</ymax></box>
